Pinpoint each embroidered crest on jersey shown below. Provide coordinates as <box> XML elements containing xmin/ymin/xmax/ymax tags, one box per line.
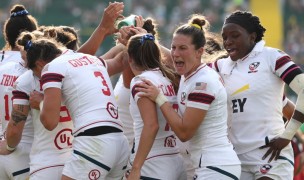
<box><xmin>88</xmin><ymin>169</ymin><xmax>101</xmax><ymax>180</ymax></box>
<box><xmin>248</xmin><ymin>62</ymin><xmax>260</xmax><ymax>73</ymax></box>
<box><xmin>181</xmin><ymin>92</ymin><xmax>186</xmax><ymax>105</ymax></box>
<box><xmin>195</xmin><ymin>82</ymin><xmax>207</xmax><ymax>90</ymax></box>
<box><xmin>260</xmin><ymin>164</ymin><xmax>272</xmax><ymax>174</ymax></box>
<box><xmin>164</xmin><ymin>135</ymin><xmax>176</xmax><ymax>147</ymax></box>
<box><xmin>106</xmin><ymin>102</ymin><xmax>118</xmax><ymax>119</ymax></box>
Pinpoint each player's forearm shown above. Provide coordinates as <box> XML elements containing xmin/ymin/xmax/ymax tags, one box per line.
<box><xmin>6</xmin><ymin>122</ymin><xmax>23</xmax><ymax>148</ymax></box>
<box><xmin>106</xmin><ymin>51</ymin><xmax>126</xmax><ymax>76</ymax></box>
<box><xmin>132</xmin><ymin>125</ymin><xmax>158</xmax><ymax>170</ymax></box>
<box><xmin>6</xmin><ymin>106</ymin><xmax>29</xmax><ymax>148</ymax></box>
<box><xmin>101</xmin><ymin>43</ymin><xmax>125</xmax><ymax>60</ymax></box>
<box><xmin>160</xmin><ymin>103</ymin><xmax>190</xmax><ymax>142</ymax></box>
<box><xmin>77</xmin><ymin>25</ymin><xmax>107</xmax><ymax>55</ymax></box>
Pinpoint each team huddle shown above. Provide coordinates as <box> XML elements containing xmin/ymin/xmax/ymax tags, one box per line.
<box><xmin>0</xmin><ymin>2</ymin><xmax>304</xmax><ymax>180</ymax></box>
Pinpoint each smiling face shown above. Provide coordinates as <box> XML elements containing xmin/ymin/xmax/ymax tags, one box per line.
<box><xmin>171</xmin><ymin>33</ymin><xmax>203</xmax><ymax>77</ymax></box>
<box><xmin>222</xmin><ymin>23</ymin><xmax>256</xmax><ymax>61</ymax></box>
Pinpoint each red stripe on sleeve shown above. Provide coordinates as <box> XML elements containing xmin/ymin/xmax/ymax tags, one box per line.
<box><xmin>275</xmin><ymin>56</ymin><xmax>291</xmax><ymax>71</ymax></box>
<box><xmin>188</xmin><ymin>92</ymin><xmax>215</xmax><ymax>104</ymax></box>
<box><xmin>41</xmin><ymin>73</ymin><xmax>64</xmax><ymax>86</ymax></box>
<box><xmin>12</xmin><ymin>90</ymin><xmax>29</xmax><ymax>100</ymax></box>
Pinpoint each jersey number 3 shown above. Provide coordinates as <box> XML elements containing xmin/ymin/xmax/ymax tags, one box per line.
<box><xmin>94</xmin><ymin>71</ymin><xmax>111</xmax><ymax>96</ymax></box>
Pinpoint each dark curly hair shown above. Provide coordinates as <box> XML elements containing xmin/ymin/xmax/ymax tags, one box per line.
<box><xmin>224</xmin><ymin>11</ymin><xmax>266</xmax><ymax>42</ymax></box>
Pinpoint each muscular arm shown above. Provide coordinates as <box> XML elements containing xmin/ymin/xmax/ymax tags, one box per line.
<box><xmin>40</xmin><ymin>88</ymin><xmax>61</xmax><ymax>131</ymax></box>
<box><xmin>6</xmin><ymin>104</ymin><xmax>30</xmax><ymax>148</ymax></box>
<box><xmin>129</xmin><ymin>97</ymin><xmax>158</xmax><ymax>178</ymax></box>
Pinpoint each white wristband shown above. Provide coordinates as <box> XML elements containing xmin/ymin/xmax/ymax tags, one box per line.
<box><xmin>155</xmin><ymin>93</ymin><xmax>168</xmax><ymax>107</ymax></box>
<box><xmin>6</xmin><ymin>144</ymin><xmax>16</xmax><ymax>152</ymax></box>
<box><xmin>39</xmin><ymin>100</ymin><xmax>44</xmax><ymax>111</ymax></box>
<box><xmin>280</xmin><ymin>118</ymin><xmax>302</xmax><ymax>140</ymax></box>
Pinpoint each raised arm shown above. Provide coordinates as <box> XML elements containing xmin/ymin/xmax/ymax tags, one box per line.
<box><xmin>77</xmin><ymin>2</ymin><xmax>124</xmax><ymax>55</ymax></box>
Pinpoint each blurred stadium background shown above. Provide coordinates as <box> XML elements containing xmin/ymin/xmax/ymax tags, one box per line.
<box><xmin>0</xmin><ymin>0</ymin><xmax>303</xmax><ymax>100</ymax></box>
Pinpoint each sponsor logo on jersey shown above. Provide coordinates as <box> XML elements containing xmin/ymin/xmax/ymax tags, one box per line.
<box><xmin>106</xmin><ymin>102</ymin><xmax>118</xmax><ymax>119</ymax></box>
<box><xmin>260</xmin><ymin>164</ymin><xmax>272</xmax><ymax>174</ymax></box>
<box><xmin>248</xmin><ymin>62</ymin><xmax>260</xmax><ymax>73</ymax></box>
<box><xmin>164</xmin><ymin>135</ymin><xmax>176</xmax><ymax>147</ymax></box>
<box><xmin>54</xmin><ymin>128</ymin><xmax>73</xmax><ymax>150</ymax></box>
<box><xmin>88</xmin><ymin>169</ymin><xmax>101</xmax><ymax>180</ymax></box>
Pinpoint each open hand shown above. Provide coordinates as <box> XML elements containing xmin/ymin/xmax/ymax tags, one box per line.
<box><xmin>100</xmin><ymin>2</ymin><xmax>124</xmax><ymax>35</ymax></box>
<box><xmin>135</xmin><ymin>78</ymin><xmax>159</xmax><ymax>102</ymax></box>
<box><xmin>260</xmin><ymin>137</ymin><xmax>291</xmax><ymax>162</ymax></box>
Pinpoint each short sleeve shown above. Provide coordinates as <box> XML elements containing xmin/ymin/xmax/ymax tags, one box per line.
<box><xmin>41</xmin><ymin>62</ymin><xmax>65</xmax><ymax>91</ymax></box>
<box><xmin>13</xmin><ymin>70</ymin><xmax>33</xmax><ymax>105</ymax></box>
<box><xmin>130</xmin><ymin>76</ymin><xmax>146</xmax><ymax>103</ymax></box>
<box><xmin>186</xmin><ymin>81</ymin><xmax>215</xmax><ymax>111</ymax></box>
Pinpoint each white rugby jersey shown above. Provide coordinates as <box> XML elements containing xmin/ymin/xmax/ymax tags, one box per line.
<box><xmin>14</xmin><ymin>70</ymin><xmax>73</xmax><ymax>174</ymax></box>
<box><xmin>211</xmin><ymin>40</ymin><xmax>302</xmax><ymax>154</ymax></box>
<box><xmin>114</xmin><ymin>75</ymin><xmax>134</xmax><ymax>148</ymax></box>
<box><xmin>178</xmin><ymin>63</ymin><xmax>240</xmax><ymax>167</ymax></box>
<box><xmin>130</xmin><ymin>70</ymin><xmax>180</xmax><ymax>159</ymax></box>
<box><xmin>0</xmin><ymin>59</ymin><xmax>28</xmax><ymax>140</ymax></box>
<box><xmin>41</xmin><ymin>52</ymin><xmax>122</xmax><ymax>135</ymax></box>
<box><xmin>0</xmin><ymin>51</ymin><xmax>23</xmax><ymax>66</ymax></box>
